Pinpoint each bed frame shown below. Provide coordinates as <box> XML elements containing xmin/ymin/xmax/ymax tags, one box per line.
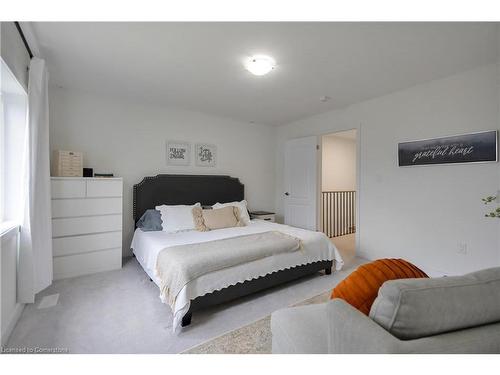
<box><xmin>133</xmin><ymin>174</ymin><xmax>333</xmax><ymax>327</ymax></box>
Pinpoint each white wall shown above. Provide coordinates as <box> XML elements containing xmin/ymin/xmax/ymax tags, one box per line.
<box><xmin>497</xmin><ymin>26</ymin><xmax>500</xmax><ymax>274</ymax></box>
<box><xmin>1</xmin><ymin>228</ymin><xmax>23</xmax><ymax>345</ymax></box>
<box><xmin>322</xmin><ymin>132</ymin><xmax>357</xmax><ymax>192</ymax></box>
<box><xmin>49</xmin><ymin>88</ymin><xmax>276</xmax><ymax>256</ymax></box>
<box><xmin>276</xmin><ymin>64</ymin><xmax>500</xmax><ymax>276</ymax></box>
<box><xmin>0</xmin><ymin>22</ymin><xmax>30</xmax><ymax>90</ymax></box>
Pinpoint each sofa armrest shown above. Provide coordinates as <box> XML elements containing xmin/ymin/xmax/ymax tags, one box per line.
<box><xmin>327</xmin><ymin>299</ymin><xmax>401</xmax><ymax>353</ymax></box>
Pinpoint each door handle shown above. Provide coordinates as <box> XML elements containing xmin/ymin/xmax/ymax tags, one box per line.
<box><xmin>284</xmin><ymin>192</ymin><xmax>290</xmax><ymax>196</ymax></box>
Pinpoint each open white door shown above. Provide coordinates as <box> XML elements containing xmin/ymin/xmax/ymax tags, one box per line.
<box><xmin>284</xmin><ymin>136</ymin><xmax>318</xmax><ymax>230</ymax></box>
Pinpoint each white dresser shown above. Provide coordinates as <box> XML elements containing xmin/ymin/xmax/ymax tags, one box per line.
<box><xmin>51</xmin><ymin>177</ymin><xmax>123</xmax><ymax>280</ymax></box>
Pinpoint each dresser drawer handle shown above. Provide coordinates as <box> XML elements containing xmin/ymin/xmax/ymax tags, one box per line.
<box><xmin>264</xmin><ymin>218</ymin><xmax>272</xmax><ymax>221</ymax></box>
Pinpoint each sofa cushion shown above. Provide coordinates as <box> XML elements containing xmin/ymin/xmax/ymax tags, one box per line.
<box><xmin>271</xmin><ymin>303</ymin><xmax>328</xmax><ymax>354</ymax></box>
<box><xmin>331</xmin><ymin>258</ymin><xmax>428</xmax><ymax>315</ymax></box>
<box><xmin>370</xmin><ymin>267</ymin><xmax>500</xmax><ymax>340</ymax></box>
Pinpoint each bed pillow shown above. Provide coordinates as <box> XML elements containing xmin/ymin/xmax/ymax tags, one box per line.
<box><xmin>136</xmin><ymin>209</ymin><xmax>163</xmax><ymax>231</ymax></box>
<box><xmin>193</xmin><ymin>206</ymin><xmax>243</xmax><ymax>231</ymax></box>
<box><xmin>212</xmin><ymin>200</ymin><xmax>250</xmax><ymax>225</ymax></box>
<box><xmin>155</xmin><ymin>203</ymin><xmax>201</xmax><ymax>233</ymax></box>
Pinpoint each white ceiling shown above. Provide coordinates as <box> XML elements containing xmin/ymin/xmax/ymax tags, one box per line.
<box><xmin>32</xmin><ymin>22</ymin><xmax>498</xmax><ymax>126</ymax></box>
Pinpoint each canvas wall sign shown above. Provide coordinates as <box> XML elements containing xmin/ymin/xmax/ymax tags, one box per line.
<box><xmin>166</xmin><ymin>141</ymin><xmax>190</xmax><ymax>166</ymax></box>
<box><xmin>195</xmin><ymin>143</ymin><xmax>217</xmax><ymax>167</ymax></box>
<box><xmin>398</xmin><ymin>130</ymin><xmax>498</xmax><ymax>167</ymax></box>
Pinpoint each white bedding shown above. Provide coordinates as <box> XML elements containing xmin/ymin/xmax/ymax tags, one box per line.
<box><xmin>131</xmin><ymin>219</ymin><xmax>343</xmax><ymax>331</ymax></box>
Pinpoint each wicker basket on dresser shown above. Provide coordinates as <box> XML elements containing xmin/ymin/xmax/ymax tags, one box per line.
<box><xmin>50</xmin><ymin>177</ymin><xmax>123</xmax><ymax>280</ymax></box>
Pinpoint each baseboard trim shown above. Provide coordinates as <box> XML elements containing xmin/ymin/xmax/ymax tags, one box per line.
<box><xmin>355</xmin><ymin>250</ymin><xmax>372</xmax><ymax>260</ymax></box>
<box><xmin>353</xmin><ymin>251</ymin><xmax>449</xmax><ymax>277</ymax></box>
<box><xmin>1</xmin><ymin>303</ymin><xmax>25</xmax><ymax>346</ymax></box>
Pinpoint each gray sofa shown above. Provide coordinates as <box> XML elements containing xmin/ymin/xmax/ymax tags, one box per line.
<box><xmin>271</xmin><ymin>267</ymin><xmax>500</xmax><ymax>353</ymax></box>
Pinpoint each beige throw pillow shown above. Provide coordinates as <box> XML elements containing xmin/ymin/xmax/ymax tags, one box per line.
<box><xmin>212</xmin><ymin>200</ymin><xmax>251</xmax><ymax>225</ymax></box>
<box><xmin>193</xmin><ymin>206</ymin><xmax>244</xmax><ymax>231</ymax></box>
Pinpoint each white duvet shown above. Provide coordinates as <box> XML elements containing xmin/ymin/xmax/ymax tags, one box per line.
<box><xmin>130</xmin><ymin>220</ymin><xmax>343</xmax><ymax>331</ymax></box>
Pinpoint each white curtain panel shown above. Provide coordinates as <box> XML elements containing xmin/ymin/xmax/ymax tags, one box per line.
<box><xmin>18</xmin><ymin>57</ymin><xmax>53</xmax><ymax>303</ymax></box>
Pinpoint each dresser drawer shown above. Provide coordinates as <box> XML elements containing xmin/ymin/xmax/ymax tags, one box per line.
<box><xmin>53</xmin><ymin>231</ymin><xmax>122</xmax><ymax>257</ymax></box>
<box><xmin>50</xmin><ymin>177</ymin><xmax>123</xmax><ymax>279</ymax></box>
<box><xmin>51</xmin><ymin>179</ymin><xmax>86</xmax><ymax>199</ymax></box>
<box><xmin>52</xmin><ymin>197</ymin><xmax>122</xmax><ymax>218</ymax></box>
<box><xmin>53</xmin><ymin>248</ymin><xmax>122</xmax><ymax>280</ymax></box>
<box><xmin>86</xmin><ymin>180</ymin><xmax>123</xmax><ymax>197</ymax></box>
<box><xmin>52</xmin><ymin>214</ymin><xmax>122</xmax><ymax>237</ymax></box>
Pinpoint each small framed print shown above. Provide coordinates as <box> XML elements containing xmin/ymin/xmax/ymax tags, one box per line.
<box><xmin>195</xmin><ymin>143</ymin><xmax>217</xmax><ymax>167</ymax></box>
<box><xmin>166</xmin><ymin>141</ymin><xmax>191</xmax><ymax>166</ymax></box>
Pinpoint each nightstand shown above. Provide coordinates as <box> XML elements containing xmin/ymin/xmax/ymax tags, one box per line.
<box><xmin>250</xmin><ymin>211</ymin><xmax>276</xmax><ymax>222</ymax></box>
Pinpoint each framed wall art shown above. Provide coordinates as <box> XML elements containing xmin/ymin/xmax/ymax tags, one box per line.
<box><xmin>166</xmin><ymin>141</ymin><xmax>191</xmax><ymax>166</ymax></box>
<box><xmin>195</xmin><ymin>143</ymin><xmax>217</xmax><ymax>167</ymax></box>
<box><xmin>398</xmin><ymin>130</ymin><xmax>498</xmax><ymax>167</ymax></box>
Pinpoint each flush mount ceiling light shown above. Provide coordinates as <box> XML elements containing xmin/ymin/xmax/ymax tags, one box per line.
<box><xmin>245</xmin><ymin>55</ymin><xmax>276</xmax><ymax>76</ymax></box>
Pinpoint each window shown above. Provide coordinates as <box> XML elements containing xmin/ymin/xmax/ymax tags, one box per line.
<box><xmin>1</xmin><ymin>57</ymin><xmax>28</xmax><ymax>228</ymax></box>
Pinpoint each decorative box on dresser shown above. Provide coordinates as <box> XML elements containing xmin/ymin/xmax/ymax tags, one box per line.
<box><xmin>51</xmin><ymin>177</ymin><xmax>123</xmax><ymax>280</ymax></box>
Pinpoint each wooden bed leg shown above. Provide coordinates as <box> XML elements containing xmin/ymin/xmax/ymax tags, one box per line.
<box><xmin>181</xmin><ymin>312</ymin><xmax>192</xmax><ymax>327</ymax></box>
<box><xmin>324</xmin><ymin>267</ymin><xmax>332</xmax><ymax>275</ymax></box>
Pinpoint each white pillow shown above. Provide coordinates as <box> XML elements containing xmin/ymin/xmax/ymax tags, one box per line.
<box><xmin>155</xmin><ymin>203</ymin><xmax>201</xmax><ymax>233</ymax></box>
<box><xmin>212</xmin><ymin>200</ymin><xmax>250</xmax><ymax>225</ymax></box>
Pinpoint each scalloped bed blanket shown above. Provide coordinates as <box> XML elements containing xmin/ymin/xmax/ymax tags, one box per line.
<box><xmin>156</xmin><ymin>231</ymin><xmax>303</xmax><ymax>307</ymax></box>
<box><xmin>131</xmin><ymin>220</ymin><xmax>343</xmax><ymax>331</ymax></box>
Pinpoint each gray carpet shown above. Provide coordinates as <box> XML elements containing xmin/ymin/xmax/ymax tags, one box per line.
<box><xmin>7</xmin><ymin>256</ymin><xmax>365</xmax><ymax>353</ymax></box>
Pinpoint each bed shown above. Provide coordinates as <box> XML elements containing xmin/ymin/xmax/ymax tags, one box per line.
<box><xmin>130</xmin><ymin>174</ymin><xmax>343</xmax><ymax>330</ymax></box>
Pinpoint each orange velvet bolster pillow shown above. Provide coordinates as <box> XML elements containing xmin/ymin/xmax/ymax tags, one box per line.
<box><xmin>330</xmin><ymin>258</ymin><xmax>428</xmax><ymax>315</ymax></box>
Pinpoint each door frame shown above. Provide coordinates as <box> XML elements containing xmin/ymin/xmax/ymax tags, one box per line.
<box><xmin>317</xmin><ymin>127</ymin><xmax>361</xmax><ymax>254</ymax></box>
